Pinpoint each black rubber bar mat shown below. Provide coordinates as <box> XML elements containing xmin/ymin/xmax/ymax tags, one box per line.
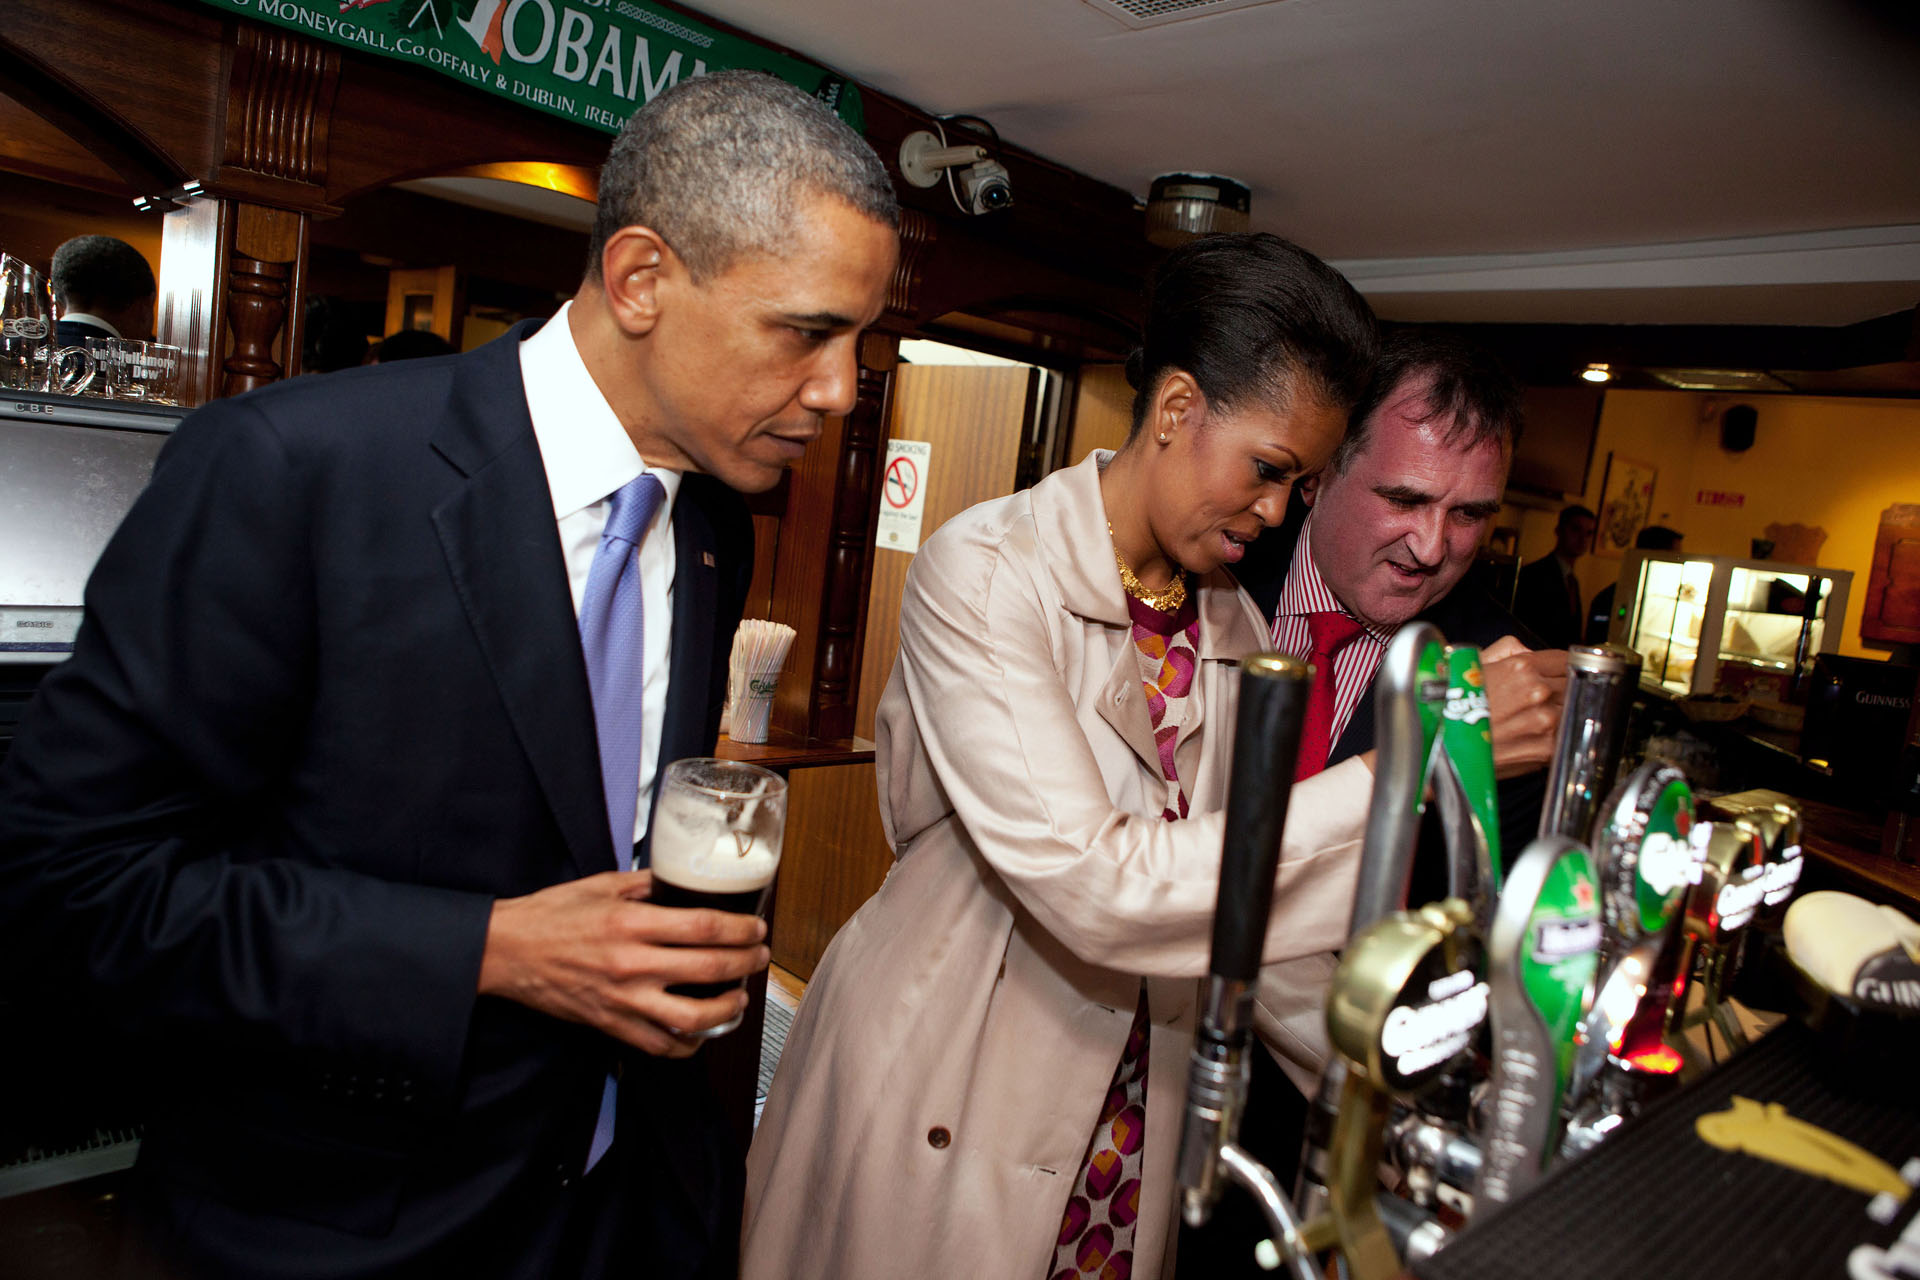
<box><xmin>1414</xmin><ymin>1021</ymin><xmax>1920</xmax><ymax>1279</ymax></box>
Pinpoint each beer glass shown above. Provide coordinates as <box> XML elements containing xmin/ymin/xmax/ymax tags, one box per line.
<box><xmin>0</xmin><ymin>253</ymin><xmax>53</xmax><ymax>391</ymax></box>
<box><xmin>39</xmin><ymin>344</ymin><xmax>100</xmax><ymax>396</ymax></box>
<box><xmin>83</xmin><ymin>336</ymin><xmax>126</xmax><ymax>398</ymax></box>
<box><xmin>649</xmin><ymin>757</ymin><xmax>786</xmax><ymax>1038</ymax></box>
<box><xmin>113</xmin><ymin>341</ymin><xmax>183</xmax><ymax>404</ymax></box>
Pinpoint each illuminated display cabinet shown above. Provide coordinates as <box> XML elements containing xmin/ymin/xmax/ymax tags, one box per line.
<box><xmin>1606</xmin><ymin>552</ymin><xmax>1853</xmax><ymax>697</ymax></box>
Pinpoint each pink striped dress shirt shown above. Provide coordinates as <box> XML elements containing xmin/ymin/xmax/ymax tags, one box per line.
<box><xmin>1267</xmin><ymin>513</ymin><xmax>1396</xmax><ymax>757</ymax></box>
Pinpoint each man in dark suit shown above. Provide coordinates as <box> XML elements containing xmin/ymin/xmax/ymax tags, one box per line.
<box><xmin>0</xmin><ymin>71</ymin><xmax>898</xmax><ymax>1279</ymax></box>
<box><xmin>1181</xmin><ymin>331</ymin><xmax>1567</xmax><ymax>1277</ymax></box>
<box><xmin>1514</xmin><ymin>502</ymin><xmax>1598</xmax><ymax>649</ymax></box>
<box><xmin>49</xmin><ymin>234</ymin><xmax>156</xmax><ymax>346</ymax></box>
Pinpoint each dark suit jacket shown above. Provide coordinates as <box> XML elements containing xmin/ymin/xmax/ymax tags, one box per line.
<box><xmin>0</xmin><ymin>322</ymin><xmax>753</xmax><ymax>1278</ymax></box>
<box><xmin>54</xmin><ymin>317</ymin><xmax>118</xmax><ymax>347</ymax></box>
<box><xmin>1512</xmin><ymin>553</ymin><xmax>1583</xmax><ymax>650</ymax></box>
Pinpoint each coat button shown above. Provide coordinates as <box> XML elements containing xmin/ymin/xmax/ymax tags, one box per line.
<box><xmin>927</xmin><ymin>1127</ymin><xmax>951</xmax><ymax>1149</ymax></box>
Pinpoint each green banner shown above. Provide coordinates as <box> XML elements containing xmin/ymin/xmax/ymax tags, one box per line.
<box><xmin>201</xmin><ymin>0</ymin><xmax>862</xmax><ymax>135</ymax></box>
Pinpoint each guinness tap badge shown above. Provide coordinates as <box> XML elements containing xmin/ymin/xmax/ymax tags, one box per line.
<box><xmin>1327</xmin><ymin>898</ymin><xmax>1487</xmax><ymax>1095</ymax></box>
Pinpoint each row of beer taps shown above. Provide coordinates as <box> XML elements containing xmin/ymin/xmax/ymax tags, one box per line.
<box><xmin>1177</xmin><ymin>628</ymin><xmax>1807</xmax><ymax>1277</ymax></box>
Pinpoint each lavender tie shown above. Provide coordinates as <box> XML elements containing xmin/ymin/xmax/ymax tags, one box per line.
<box><xmin>578</xmin><ymin>472</ymin><xmax>665</xmax><ymax>1174</ymax></box>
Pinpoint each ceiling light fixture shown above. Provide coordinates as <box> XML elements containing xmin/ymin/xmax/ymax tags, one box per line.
<box><xmin>1144</xmin><ymin>173</ymin><xmax>1250</xmax><ymax>247</ymax></box>
<box><xmin>1646</xmin><ymin>368</ymin><xmax>1793</xmax><ymax>392</ymax></box>
<box><xmin>1581</xmin><ymin>362</ymin><xmax>1613</xmax><ymax>383</ymax></box>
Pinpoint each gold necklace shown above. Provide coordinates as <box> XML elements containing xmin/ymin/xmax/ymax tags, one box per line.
<box><xmin>1108</xmin><ymin>521</ymin><xmax>1188</xmax><ymax>613</ymax></box>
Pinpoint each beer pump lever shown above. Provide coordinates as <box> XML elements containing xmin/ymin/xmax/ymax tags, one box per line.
<box><xmin>1297</xmin><ymin>623</ymin><xmax>1445</xmax><ymax>1221</ymax></box>
<box><xmin>1538</xmin><ymin>645</ymin><xmax>1641</xmax><ymax>843</ymax></box>
<box><xmin>1176</xmin><ymin>653</ymin><xmax>1319</xmax><ymax>1280</ymax></box>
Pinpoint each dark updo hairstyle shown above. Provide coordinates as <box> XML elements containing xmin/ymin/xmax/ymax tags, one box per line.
<box><xmin>1125</xmin><ymin>232</ymin><xmax>1378</xmax><ymax>440</ymax></box>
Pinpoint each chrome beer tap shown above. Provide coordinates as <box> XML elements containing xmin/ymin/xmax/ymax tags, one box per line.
<box><xmin>1560</xmin><ymin>761</ymin><xmax>1697</xmax><ymax>1153</ymax></box>
<box><xmin>1295</xmin><ymin>623</ymin><xmax>1446</xmax><ymax>1227</ymax></box>
<box><xmin>1176</xmin><ymin>652</ymin><xmax>1320</xmax><ymax>1280</ymax></box>
<box><xmin>1472</xmin><ymin>834</ymin><xmax>1604</xmax><ymax>1211</ymax></box>
<box><xmin>1538</xmin><ymin>644</ymin><xmax>1642</xmax><ymax>844</ymax></box>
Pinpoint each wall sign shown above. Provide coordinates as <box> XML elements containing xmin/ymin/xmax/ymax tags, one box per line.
<box><xmin>877</xmin><ymin>438</ymin><xmax>931</xmax><ymax>554</ymax></box>
<box><xmin>201</xmin><ymin>0</ymin><xmax>861</xmax><ymax>135</ymax></box>
<box><xmin>1696</xmin><ymin>489</ymin><xmax>1746</xmax><ymax>507</ymax></box>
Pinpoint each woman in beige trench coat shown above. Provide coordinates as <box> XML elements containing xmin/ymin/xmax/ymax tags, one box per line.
<box><xmin>744</xmin><ymin>235</ymin><xmax>1380</xmax><ymax>1280</ymax></box>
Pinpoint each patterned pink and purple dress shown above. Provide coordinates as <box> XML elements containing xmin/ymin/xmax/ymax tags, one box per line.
<box><xmin>1048</xmin><ymin>593</ymin><xmax>1199</xmax><ymax>1280</ymax></box>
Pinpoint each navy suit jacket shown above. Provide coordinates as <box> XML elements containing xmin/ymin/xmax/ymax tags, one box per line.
<box><xmin>1512</xmin><ymin>554</ymin><xmax>1583</xmax><ymax>650</ymax></box>
<box><xmin>0</xmin><ymin>322</ymin><xmax>753</xmax><ymax>1277</ymax></box>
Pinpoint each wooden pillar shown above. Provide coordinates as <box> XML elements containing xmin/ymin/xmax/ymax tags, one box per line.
<box><xmin>806</xmin><ymin>332</ymin><xmax>898</xmax><ymax>741</ymax></box>
<box><xmin>156</xmin><ymin>24</ymin><xmax>337</xmax><ymax>404</ymax></box>
<box><xmin>224</xmin><ymin>204</ymin><xmax>308</xmax><ymax>396</ymax></box>
<box><xmin>772</xmin><ymin>211</ymin><xmax>937</xmax><ymax>742</ymax></box>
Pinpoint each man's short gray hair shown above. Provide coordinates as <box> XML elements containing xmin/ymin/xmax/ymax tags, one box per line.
<box><xmin>589</xmin><ymin>70</ymin><xmax>898</xmax><ymax>282</ymax></box>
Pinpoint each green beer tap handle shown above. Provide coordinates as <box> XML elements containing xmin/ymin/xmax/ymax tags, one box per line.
<box><xmin>1427</xmin><ymin>645</ymin><xmax>1503</xmax><ymax>930</ymax></box>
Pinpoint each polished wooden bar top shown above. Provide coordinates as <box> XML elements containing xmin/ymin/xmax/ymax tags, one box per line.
<box><xmin>1798</xmin><ymin>796</ymin><xmax>1920</xmax><ymax>910</ymax></box>
<box><xmin>715</xmin><ymin>730</ymin><xmax>875</xmax><ymax>771</ymax></box>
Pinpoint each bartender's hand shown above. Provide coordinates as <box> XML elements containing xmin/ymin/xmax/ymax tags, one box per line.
<box><xmin>1480</xmin><ymin>635</ymin><xmax>1568</xmax><ymax>778</ymax></box>
<box><xmin>478</xmin><ymin>870</ymin><xmax>769</xmax><ymax>1058</ymax></box>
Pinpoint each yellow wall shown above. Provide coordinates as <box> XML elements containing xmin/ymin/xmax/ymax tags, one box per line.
<box><xmin>1517</xmin><ymin>389</ymin><xmax>1920</xmax><ymax>659</ymax></box>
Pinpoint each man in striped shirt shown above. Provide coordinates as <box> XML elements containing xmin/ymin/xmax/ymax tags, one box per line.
<box><xmin>1239</xmin><ymin>330</ymin><xmax>1565</xmax><ymax>779</ymax></box>
<box><xmin>1181</xmin><ymin>330</ymin><xmax>1570</xmax><ymax>1280</ymax></box>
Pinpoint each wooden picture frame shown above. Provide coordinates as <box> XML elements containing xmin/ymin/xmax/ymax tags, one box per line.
<box><xmin>1595</xmin><ymin>452</ymin><xmax>1657</xmax><ymax>557</ymax></box>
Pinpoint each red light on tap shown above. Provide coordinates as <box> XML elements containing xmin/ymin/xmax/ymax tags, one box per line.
<box><xmin>1626</xmin><ymin>1044</ymin><xmax>1685</xmax><ymax>1075</ymax></box>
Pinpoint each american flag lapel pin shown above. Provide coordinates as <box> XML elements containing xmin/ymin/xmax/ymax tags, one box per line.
<box><xmin>702</xmin><ymin>551</ymin><xmax>716</xmax><ymax>568</ymax></box>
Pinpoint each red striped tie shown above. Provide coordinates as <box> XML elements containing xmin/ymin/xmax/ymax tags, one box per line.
<box><xmin>1296</xmin><ymin>611</ymin><xmax>1366</xmax><ymax>780</ymax></box>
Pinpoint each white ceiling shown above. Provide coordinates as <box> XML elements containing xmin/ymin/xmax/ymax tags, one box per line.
<box><xmin>682</xmin><ymin>0</ymin><xmax>1920</xmax><ymax>327</ymax></box>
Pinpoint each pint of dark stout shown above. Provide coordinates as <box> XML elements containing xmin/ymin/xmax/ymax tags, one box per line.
<box><xmin>650</xmin><ymin>757</ymin><xmax>786</xmax><ymax>1036</ymax></box>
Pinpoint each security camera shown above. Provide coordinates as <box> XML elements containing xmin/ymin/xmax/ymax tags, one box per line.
<box><xmin>959</xmin><ymin>160</ymin><xmax>1013</xmax><ymax>215</ymax></box>
<box><xmin>898</xmin><ymin>130</ymin><xmax>1014</xmax><ymax>216</ymax></box>
<box><xmin>897</xmin><ymin>131</ymin><xmax>985</xmax><ymax>188</ymax></box>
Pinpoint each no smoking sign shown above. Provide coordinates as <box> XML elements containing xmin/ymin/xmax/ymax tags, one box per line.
<box><xmin>877</xmin><ymin>438</ymin><xmax>932</xmax><ymax>553</ymax></box>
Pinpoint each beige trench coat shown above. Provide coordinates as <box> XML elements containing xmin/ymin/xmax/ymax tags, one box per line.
<box><xmin>743</xmin><ymin>452</ymin><xmax>1369</xmax><ymax>1279</ymax></box>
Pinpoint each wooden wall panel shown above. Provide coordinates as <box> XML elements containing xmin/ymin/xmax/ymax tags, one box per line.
<box><xmin>746</xmin><ymin>514</ymin><xmax>780</xmax><ymax>624</ymax></box>
<box><xmin>767</xmin><ymin>412</ymin><xmax>845</xmax><ymax>741</ymax></box>
<box><xmin>1070</xmin><ymin>363</ymin><xmax>1135</xmax><ymax>464</ymax></box>
<box><xmin>857</xmin><ymin>363</ymin><xmax>1034</xmax><ymax>733</ymax></box>
<box><xmin>770</xmin><ymin>764</ymin><xmax>892</xmax><ymax>980</ymax></box>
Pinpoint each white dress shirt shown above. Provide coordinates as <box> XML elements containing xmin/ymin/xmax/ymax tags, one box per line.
<box><xmin>520</xmin><ymin>301</ymin><xmax>680</xmax><ymax>845</ymax></box>
<box><xmin>57</xmin><ymin>311</ymin><xmax>122</xmax><ymax>338</ymax></box>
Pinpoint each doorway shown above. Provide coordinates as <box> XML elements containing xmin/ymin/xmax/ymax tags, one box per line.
<box><xmin>770</xmin><ymin>339</ymin><xmax>1069</xmax><ymax>979</ymax></box>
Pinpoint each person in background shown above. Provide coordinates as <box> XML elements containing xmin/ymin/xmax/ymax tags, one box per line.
<box><xmin>0</xmin><ymin>70</ymin><xmax>896</xmax><ymax>1280</ymax></box>
<box><xmin>369</xmin><ymin>328</ymin><xmax>459</xmax><ymax>363</ymax></box>
<box><xmin>1586</xmin><ymin>524</ymin><xmax>1684</xmax><ymax>643</ymax></box>
<box><xmin>1514</xmin><ymin>502</ymin><xmax>1598</xmax><ymax>649</ymax></box>
<box><xmin>48</xmin><ymin>234</ymin><xmax>155</xmax><ymax>345</ymax></box>
<box><xmin>303</xmin><ymin>294</ymin><xmax>373</xmax><ymax>373</ymax></box>
<box><xmin>750</xmin><ymin>233</ymin><xmax>1389</xmax><ymax>1280</ymax></box>
<box><xmin>1194</xmin><ymin>330</ymin><xmax>1567</xmax><ymax>1277</ymax></box>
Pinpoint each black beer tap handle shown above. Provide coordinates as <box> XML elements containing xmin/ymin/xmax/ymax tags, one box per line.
<box><xmin>1210</xmin><ymin>653</ymin><xmax>1311</xmax><ymax>989</ymax></box>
